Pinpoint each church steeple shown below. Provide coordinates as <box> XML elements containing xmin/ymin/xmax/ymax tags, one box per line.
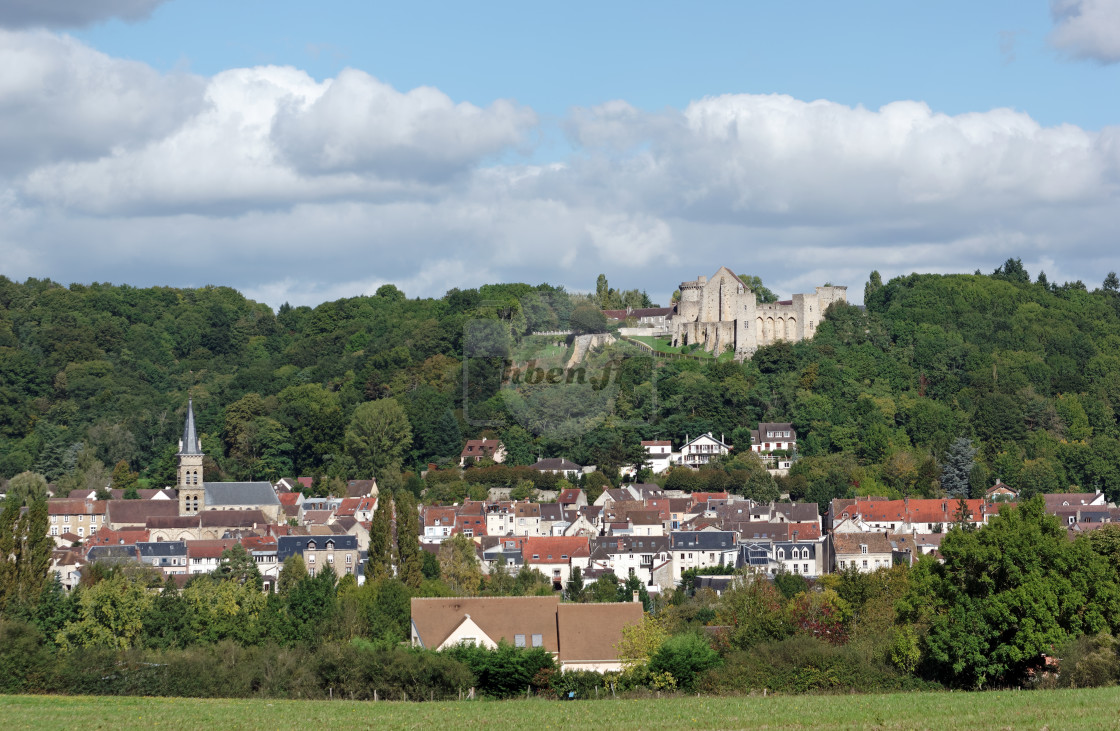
<box><xmin>179</xmin><ymin>397</ymin><xmax>202</xmax><ymax>455</ymax></box>
<box><xmin>177</xmin><ymin>397</ymin><xmax>205</xmax><ymax>514</ymax></box>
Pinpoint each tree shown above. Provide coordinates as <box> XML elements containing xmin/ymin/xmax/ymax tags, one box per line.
<box><xmin>56</xmin><ymin>572</ymin><xmax>154</xmax><ymax>651</ymax></box>
<box><xmin>1103</xmin><ymin>272</ymin><xmax>1119</xmax><ymax>292</ymax></box>
<box><xmin>4</xmin><ymin>471</ymin><xmax>48</xmax><ymax>505</ymax></box>
<box><xmin>992</xmin><ymin>257</ymin><xmax>1030</xmax><ymax>284</ymax></box>
<box><xmin>0</xmin><ymin>495</ymin><xmax>51</xmax><ymax>612</ymax></box>
<box><xmin>344</xmin><ymin>399</ymin><xmax>412</xmax><ymax>481</ymax></box>
<box><xmin>395</xmin><ymin>490</ymin><xmax>423</xmax><ymax>589</ymax></box>
<box><xmin>365</xmin><ymin>493</ymin><xmax>393</xmax><ymax>585</ymax></box>
<box><xmin>277</xmin><ymin>554</ymin><xmax>307</xmax><ymax>596</ymax></box>
<box><xmin>438</xmin><ymin>533</ymin><xmax>482</xmax><ymax>595</ymax></box>
<box><xmin>214</xmin><ymin>543</ymin><xmax>263</xmax><ymax>590</ymax></box>
<box><xmin>569</xmin><ymin>304</ymin><xmax>608</xmax><ymax>334</ymax></box>
<box><xmin>738</xmin><ymin>274</ymin><xmax>778</xmax><ymax>303</ymax></box>
<box><xmin>940</xmin><ymin>437</ymin><xmax>977</xmax><ymax>498</ymax></box>
<box><xmin>901</xmin><ymin>497</ymin><xmax>1120</xmax><ymax>688</ymax></box>
<box><xmin>615</xmin><ymin>614</ymin><xmax>668</xmax><ymax>668</ymax></box>
<box><xmin>564</xmin><ymin>566</ymin><xmax>584</xmax><ymax>602</ymax></box>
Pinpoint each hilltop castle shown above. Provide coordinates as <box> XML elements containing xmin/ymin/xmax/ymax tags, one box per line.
<box><xmin>670</xmin><ymin>267</ymin><xmax>846</xmax><ymax>358</ymax></box>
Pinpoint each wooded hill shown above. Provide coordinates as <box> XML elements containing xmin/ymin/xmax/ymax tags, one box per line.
<box><xmin>2</xmin><ymin>261</ymin><xmax>1119</xmax><ymax>509</ymax></box>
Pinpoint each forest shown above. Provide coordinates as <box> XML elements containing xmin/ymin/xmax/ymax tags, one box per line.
<box><xmin>2</xmin><ymin>259</ymin><xmax>1120</xmax><ymax>509</ymax></box>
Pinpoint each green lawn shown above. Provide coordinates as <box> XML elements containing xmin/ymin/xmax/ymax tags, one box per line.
<box><xmin>626</xmin><ymin>335</ymin><xmax>736</xmax><ymax>362</ymax></box>
<box><xmin>5</xmin><ymin>687</ymin><xmax>1119</xmax><ymax>730</ymax></box>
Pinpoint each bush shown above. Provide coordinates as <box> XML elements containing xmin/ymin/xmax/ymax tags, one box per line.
<box><xmin>1057</xmin><ymin>633</ymin><xmax>1120</xmax><ymax>689</ymax></box>
<box><xmin>550</xmin><ymin>669</ymin><xmax>605</xmax><ymax>699</ymax></box>
<box><xmin>648</xmin><ymin>633</ymin><xmax>721</xmax><ymax>691</ymax></box>
<box><xmin>699</xmin><ymin>636</ymin><xmax>940</xmax><ymax>695</ymax></box>
<box><xmin>444</xmin><ymin>642</ymin><xmax>557</xmax><ymax>698</ymax></box>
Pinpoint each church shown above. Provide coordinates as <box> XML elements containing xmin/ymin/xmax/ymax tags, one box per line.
<box><xmin>669</xmin><ymin>266</ymin><xmax>847</xmax><ymax>358</ymax></box>
<box><xmin>175</xmin><ymin>398</ymin><xmax>280</xmax><ymax>523</ymax></box>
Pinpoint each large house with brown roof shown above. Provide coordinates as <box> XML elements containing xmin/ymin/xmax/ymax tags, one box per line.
<box><xmin>410</xmin><ymin>596</ymin><xmax>643</xmax><ymax>672</ymax></box>
<box><xmin>831</xmin><ymin>532</ymin><xmax>895</xmax><ymax>573</ymax></box>
<box><xmin>47</xmin><ymin>499</ymin><xmax>106</xmax><ymax>542</ymax></box>
<box><xmin>460</xmin><ymin>439</ymin><xmax>507</xmax><ymax>467</ymax></box>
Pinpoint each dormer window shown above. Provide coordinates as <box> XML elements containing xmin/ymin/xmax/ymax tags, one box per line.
<box><xmin>860</xmin><ymin>544</ymin><xmax>868</xmax><ymax>554</ymax></box>
<box><xmin>307</xmin><ymin>540</ymin><xmax>316</xmax><ymax>550</ymax></box>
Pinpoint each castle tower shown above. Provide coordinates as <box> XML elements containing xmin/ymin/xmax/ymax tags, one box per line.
<box><xmin>177</xmin><ymin>398</ymin><xmax>206</xmax><ymax>516</ymax></box>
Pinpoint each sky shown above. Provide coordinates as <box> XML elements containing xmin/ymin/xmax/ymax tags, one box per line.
<box><xmin>1</xmin><ymin>0</ymin><xmax>1119</xmax><ymax>309</ymax></box>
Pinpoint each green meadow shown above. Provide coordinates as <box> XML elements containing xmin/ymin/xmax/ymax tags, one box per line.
<box><xmin>5</xmin><ymin>687</ymin><xmax>1118</xmax><ymax>730</ymax></box>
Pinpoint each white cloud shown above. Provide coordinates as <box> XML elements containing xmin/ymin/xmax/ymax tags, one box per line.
<box><xmin>271</xmin><ymin>68</ymin><xmax>536</xmax><ymax>181</ymax></box>
<box><xmin>4</xmin><ymin>32</ymin><xmax>1120</xmax><ymax>310</ymax></box>
<box><xmin>0</xmin><ymin>0</ymin><xmax>168</xmax><ymax>29</ymax></box>
<box><xmin>0</xmin><ymin>30</ymin><xmax>204</xmax><ymax>173</ymax></box>
<box><xmin>1050</xmin><ymin>0</ymin><xmax>1120</xmax><ymax>63</ymax></box>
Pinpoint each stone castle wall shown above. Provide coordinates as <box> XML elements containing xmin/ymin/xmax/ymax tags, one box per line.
<box><xmin>669</xmin><ymin>268</ymin><xmax>846</xmax><ymax>359</ymax></box>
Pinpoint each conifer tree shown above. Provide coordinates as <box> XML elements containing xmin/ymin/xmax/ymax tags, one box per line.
<box><xmin>394</xmin><ymin>490</ymin><xmax>423</xmax><ymax>589</ymax></box>
<box><xmin>366</xmin><ymin>492</ymin><xmax>393</xmax><ymax>585</ymax></box>
<box><xmin>941</xmin><ymin>436</ymin><xmax>977</xmax><ymax>498</ymax></box>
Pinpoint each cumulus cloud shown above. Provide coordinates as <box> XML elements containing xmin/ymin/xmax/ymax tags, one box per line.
<box><xmin>0</xmin><ymin>30</ymin><xmax>204</xmax><ymax>173</ymax></box>
<box><xmin>1050</xmin><ymin>0</ymin><xmax>1120</xmax><ymax>63</ymax></box>
<box><xmin>271</xmin><ymin>68</ymin><xmax>536</xmax><ymax>181</ymax></box>
<box><xmin>3</xmin><ymin>31</ymin><xmax>1120</xmax><ymax>309</ymax></box>
<box><xmin>0</xmin><ymin>0</ymin><xmax>168</xmax><ymax>29</ymax></box>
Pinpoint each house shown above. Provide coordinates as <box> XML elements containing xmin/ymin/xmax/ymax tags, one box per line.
<box><xmin>750</xmin><ymin>423</ymin><xmax>798</xmax><ymax>468</ymax></box>
<box><xmin>453</xmin><ymin>501</ymin><xmax>488</xmax><ymax>538</ymax></box>
<box><xmin>588</xmin><ymin>535</ymin><xmax>670</xmax><ymax>589</ymax></box>
<box><xmin>1044</xmin><ymin>492</ymin><xmax>1108</xmax><ymax>511</ymax></box>
<box><xmin>669</xmin><ymin>531</ymin><xmax>738</xmax><ymax>581</ymax></box>
<box><xmin>410</xmin><ymin>596</ymin><xmax>643</xmax><ymax>672</ymax></box>
<box><xmin>521</xmin><ymin>536</ymin><xmax>591</xmax><ymax>590</ymax></box>
<box><xmin>831</xmin><ymin>532</ymin><xmax>894</xmax><ymax>573</ymax></box>
<box><xmin>137</xmin><ymin>541</ymin><xmax>189</xmax><ymax>576</ymax></box>
<box><xmin>531</xmin><ymin>458</ymin><xmax>584</xmax><ymax>480</ymax></box>
<box><xmin>345</xmin><ymin>479</ymin><xmax>379</xmax><ymax>499</ymax></box>
<box><xmin>985</xmin><ymin>480</ymin><xmax>1018</xmax><ymax>501</ymax></box>
<box><xmin>460</xmin><ymin>439</ymin><xmax>507</xmax><ymax>467</ymax></box>
<box><xmin>47</xmin><ymin>499</ymin><xmax>107</xmax><ymax>542</ymax></box>
<box><xmin>640</xmin><ymin>440</ymin><xmax>674</xmax><ymax>474</ymax></box>
<box><xmin>277</xmin><ymin>534</ymin><xmax>360</xmax><ymax>577</ymax></box>
<box><xmin>422</xmin><ymin>506</ymin><xmax>457</xmax><ymax>544</ymax></box>
<box><xmin>677</xmin><ymin>433</ymin><xmax>732</xmax><ymax>467</ymax></box>
<box><xmin>557</xmin><ymin>489</ymin><xmax>588</xmax><ymax>509</ymax></box>
<box><xmin>771</xmin><ymin>540</ymin><xmax>824</xmax><ymax>577</ymax></box>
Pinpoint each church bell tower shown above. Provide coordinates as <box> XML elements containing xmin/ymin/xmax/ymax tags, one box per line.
<box><xmin>178</xmin><ymin>398</ymin><xmax>206</xmax><ymax>516</ymax></box>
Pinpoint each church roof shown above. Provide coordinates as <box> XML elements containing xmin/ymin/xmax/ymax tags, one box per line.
<box><xmin>179</xmin><ymin>398</ymin><xmax>202</xmax><ymax>456</ymax></box>
<box><xmin>203</xmin><ymin>482</ymin><xmax>280</xmax><ymax>507</ymax></box>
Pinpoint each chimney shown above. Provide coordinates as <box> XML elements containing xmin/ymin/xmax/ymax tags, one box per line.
<box><xmin>632</xmin><ymin>591</ymin><xmax>639</xmax><ymax>603</ymax></box>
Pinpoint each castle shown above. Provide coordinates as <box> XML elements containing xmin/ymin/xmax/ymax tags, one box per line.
<box><xmin>670</xmin><ymin>267</ymin><xmax>846</xmax><ymax>358</ymax></box>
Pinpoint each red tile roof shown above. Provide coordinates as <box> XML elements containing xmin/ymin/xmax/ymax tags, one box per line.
<box><xmin>522</xmin><ymin>536</ymin><xmax>590</xmax><ymax>563</ymax></box>
<box><xmin>88</xmin><ymin>528</ymin><xmax>149</xmax><ymax>546</ymax></box>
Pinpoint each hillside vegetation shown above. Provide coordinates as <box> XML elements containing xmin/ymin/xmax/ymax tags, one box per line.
<box><xmin>1</xmin><ymin>261</ymin><xmax>1119</xmax><ymax>508</ymax></box>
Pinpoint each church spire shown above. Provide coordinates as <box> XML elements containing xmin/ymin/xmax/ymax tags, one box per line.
<box><xmin>179</xmin><ymin>397</ymin><xmax>202</xmax><ymax>455</ymax></box>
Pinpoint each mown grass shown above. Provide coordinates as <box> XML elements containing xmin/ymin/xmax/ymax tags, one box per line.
<box><xmin>5</xmin><ymin>687</ymin><xmax>1120</xmax><ymax>730</ymax></box>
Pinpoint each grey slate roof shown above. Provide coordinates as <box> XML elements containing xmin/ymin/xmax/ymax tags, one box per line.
<box><xmin>203</xmin><ymin>482</ymin><xmax>279</xmax><ymax>507</ymax></box>
<box><xmin>137</xmin><ymin>541</ymin><xmax>188</xmax><ymax>559</ymax></box>
<box><xmin>87</xmin><ymin>545</ymin><xmax>139</xmax><ymax>563</ymax></box>
<box><xmin>179</xmin><ymin>398</ymin><xmax>202</xmax><ymax>455</ymax></box>
<box><xmin>277</xmin><ymin>534</ymin><xmax>358</xmax><ymax>561</ymax></box>
<box><xmin>669</xmin><ymin>531</ymin><xmax>737</xmax><ymax>550</ymax></box>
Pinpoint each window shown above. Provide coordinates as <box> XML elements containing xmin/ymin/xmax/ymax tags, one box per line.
<box><xmin>328</xmin><ymin>554</ymin><xmax>334</xmax><ymax>564</ymax></box>
<box><xmin>532</xmin><ymin>634</ymin><xmax>543</xmax><ymax>648</ymax></box>
<box><xmin>63</xmin><ymin>515</ymin><xmax>70</xmax><ymax>524</ymax></box>
<box><xmin>307</xmin><ymin>540</ymin><xmax>316</xmax><ymax>550</ymax></box>
<box><xmin>862</xmin><ymin>560</ymin><xmax>868</xmax><ymax>569</ymax></box>
<box><xmin>50</xmin><ymin>526</ymin><xmax>58</xmax><ymax>536</ymax></box>
<box><xmin>50</xmin><ymin>515</ymin><xmax>57</xmax><ymax>523</ymax></box>
<box><xmin>76</xmin><ymin>527</ymin><xmax>84</xmax><ymax>537</ymax></box>
<box><xmin>803</xmin><ymin>564</ymin><xmax>809</xmax><ymax>573</ymax></box>
<box><xmin>346</xmin><ymin>554</ymin><xmax>352</xmax><ymax>564</ymax></box>
<box><xmin>308</xmin><ymin>554</ymin><xmax>316</xmax><ymax>563</ymax></box>
<box><xmin>860</xmin><ymin>544</ymin><xmax>868</xmax><ymax>554</ymax></box>
<box><xmin>515</xmin><ymin>634</ymin><xmax>526</xmax><ymax>647</ymax></box>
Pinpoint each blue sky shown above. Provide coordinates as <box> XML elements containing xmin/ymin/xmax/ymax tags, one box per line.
<box><xmin>2</xmin><ymin>0</ymin><xmax>1119</xmax><ymax>307</ymax></box>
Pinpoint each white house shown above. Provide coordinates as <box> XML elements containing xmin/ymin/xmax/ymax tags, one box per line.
<box><xmin>677</xmin><ymin>433</ymin><xmax>732</xmax><ymax>467</ymax></box>
<box><xmin>641</xmin><ymin>440</ymin><xmax>674</xmax><ymax>474</ymax></box>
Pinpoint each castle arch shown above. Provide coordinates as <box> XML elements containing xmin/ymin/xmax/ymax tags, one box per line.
<box><xmin>786</xmin><ymin>317</ymin><xmax>797</xmax><ymax>340</ymax></box>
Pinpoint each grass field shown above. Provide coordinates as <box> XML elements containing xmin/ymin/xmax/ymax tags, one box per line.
<box><xmin>5</xmin><ymin>687</ymin><xmax>1120</xmax><ymax>730</ymax></box>
<box><xmin>626</xmin><ymin>335</ymin><xmax>735</xmax><ymax>362</ymax></box>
